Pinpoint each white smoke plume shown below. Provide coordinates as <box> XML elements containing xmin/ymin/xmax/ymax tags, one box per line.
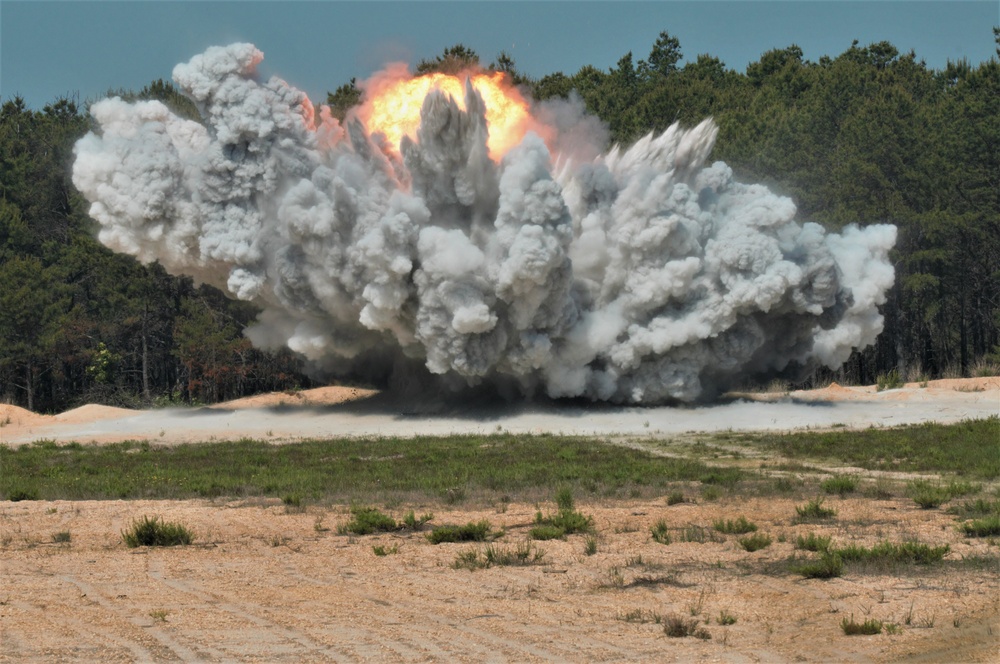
<box><xmin>72</xmin><ymin>43</ymin><xmax>897</xmax><ymax>404</ymax></box>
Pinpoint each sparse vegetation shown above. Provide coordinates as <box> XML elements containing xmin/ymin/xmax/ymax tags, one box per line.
<box><xmin>651</xmin><ymin>519</ymin><xmax>672</xmax><ymax>545</ymax></box>
<box><xmin>876</xmin><ymin>369</ymin><xmax>904</xmax><ymax>392</ymax></box>
<box><xmin>713</xmin><ymin>516</ymin><xmax>757</xmax><ymax>535</ymax></box>
<box><xmin>663</xmin><ymin>614</ymin><xmax>711</xmax><ymax>639</ymax></box>
<box><xmin>584</xmin><ymin>536</ymin><xmax>598</xmax><ymax>555</ymax></box>
<box><xmin>959</xmin><ymin>514</ymin><xmax>1000</xmax><ymax>537</ymax></box>
<box><xmin>427</xmin><ymin>520</ymin><xmax>493</xmax><ymax>544</ymax></box>
<box><xmin>121</xmin><ymin>516</ymin><xmax>193</xmax><ymax>547</ymax></box>
<box><xmin>841</xmin><ymin>615</ymin><xmax>883</xmax><ymax>635</ymax></box>
<box><xmin>795</xmin><ymin>532</ymin><xmax>832</xmax><ymax>552</ymax></box>
<box><xmin>452</xmin><ymin>541</ymin><xmax>545</xmax><ymax>570</ymax></box>
<box><xmin>531</xmin><ymin>490</ymin><xmax>593</xmax><ymax>539</ymax></box>
<box><xmin>666</xmin><ymin>491</ymin><xmax>686</xmax><ymax>505</ymax></box>
<box><xmin>717</xmin><ymin>610</ymin><xmax>737</xmax><ymax>625</ymax></box>
<box><xmin>738</xmin><ymin>532</ymin><xmax>772</xmax><ymax>552</ymax></box>
<box><xmin>791</xmin><ymin>551</ymin><xmax>844</xmax><ymax>578</ymax></box>
<box><xmin>821</xmin><ymin>475</ymin><xmax>857</xmax><ymax>496</ymax></box>
<box><xmin>372</xmin><ymin>544</ymin><xmax>399</xmax><ymax>556</ymax></box>
<box><xmin>51</xmin><ymin>531</ymin><xmax>71</xmax><ymax>544</ymax></box>
<box><xmin>795</xmin><ymin>497</ymin><xmax>837</xmax><ymax>520</ymax></box>
<box><xmin>834</xmin><ymin>540</ymin><xmax>949</xmax><ymax>567</ymax></box>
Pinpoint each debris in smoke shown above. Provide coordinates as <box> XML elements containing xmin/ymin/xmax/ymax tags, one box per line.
<box><xmin>72</xmin><ymin>43</ymin><xmax>897</xmax><ymax>404</ymax></box>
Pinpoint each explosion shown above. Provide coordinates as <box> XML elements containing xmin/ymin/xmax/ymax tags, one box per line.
<box><xmin>71</xmin><ymin>43</ymin><xmax>897</xmax><ymax>404</ymax></box>
<box><xmin>358</xmin><ymin>69</ymin><xmax>532</xmax><ymax>160</ymax></box>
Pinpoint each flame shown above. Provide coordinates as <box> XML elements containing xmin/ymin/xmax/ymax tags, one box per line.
<box><xmin>358</xmin><ymin>70</ymin><xmax>531</xmax><ymax>160</ymax></box>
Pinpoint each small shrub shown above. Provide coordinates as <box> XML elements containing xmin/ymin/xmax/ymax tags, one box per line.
<box><xmin>876</xmin><ymin>369</ymin><xmax>903</xmax><ymax>392</ymax></box>
<box><xmin>959</xmin><ymin>514</ymin><xmax>1000</xmax><ymax>537</ymax></box>
<box><xmin>338</xmin><ymin>507</ymin><xmax>398</xmax><ymax>535</ymax></box>
<box><xmin>835</xmin><ymin>540</ymin><xmax>949</xmax><ymax>566</ymax></box>
<box><xmin>555</xmin><ymin>486</ymin><xmax>575</xmax><ymax>512</ymax></box>
<box><xmin>281</xmin><ymin>494</ymin><xmax>302</xmax><ymax>508</ymax></box>
<box><xmin>122</xmin><ymin>516</ymin><xmax>193</xmax><ymax>547</ymax></box>
<box><xmin>666</xmin><ymin>491</ymin><xmax>686</xmax><ymax>505</ymax></box>
<box><xmin>795</xmin><ymin>532</ymin><xmax>832</xmax><ymax>552</ymax></box>
<box><xmin>679</xmin><ymin>524</ymin><xmax>722</xmax><ymax>543</ymax></box>
<box><xmin>453</xmin><ymin>542</ymin><xmax>545</xmax><ymax>570</ymax></box>
<box><xmin>401</xmin><ymin>510</ymin><xmax>433</xmax><ymax>530</ymax></box>
<box><xmin>791</xmin><ymin>551</ymin><xmax>843</xmax><ymax>578</ymax></box>
<box><xmin>700</xmin><ymin>486</ymin><xmax>721</xmax><ymax>501</ymax></box>
<box><xmin>529</xmin><ymin>524</ymin><xmax>566</xmax><ymax>540</ymax></box>
<box><xmin>841</xmin><ymin>615</ymin><xmax>883</xmax><ymax>635</ymax></box>
<box><xmin>619</xmin><ymin>609</ymin><xmax>663</xmax><ymax>624</ymax></box>
<box><xmin>821</xmin><ymin>475</ymin><xmax>857</xmax><ymax>496</ymax></box>
<box><xmin>663</xmin><ymin>614</ymin><xmax>711</xmax><ymax>639</ymax></box>
<box><xmin>908</xmin><ymin>481</ymin><xmax>950</xmax><ymax>509</ymax></box>
<box><xmin>949</xmin><ymin>498</ymin><xmax>1000</xmax><ymax>518</ymax></box>
<box><xmin>584</xmin><ymin>536</ymin><xmax>598</xmax><ymax>555</ymax></box>
<box><xmin>651</xmin><ymin>519</ymin><xmax>672</xmax><ymax>545</ymax></box>
<box><xmin>738</xmin><ymin>532</ymin><xmax>772</xmax><ymax>552</ymax></box>
<box><xmin>427</xmin><ymin>520</ymin><xmax>493</xmax><ymax>544</ymax></box>
<box><xmin>717</xmin><ymin>610</ymin><xmax>737</xmax><ymax>625</ymax></box>
<box><xmin>795</xmin><ymin>497</ymin><xmax>836</xmax><ymax>520</ymax></box>
<box><xmin>372</xmin><ymin>544</ymin><xmax>398</xmax><ymax>556</ymax></box>
<box><xmin>713</xmin><ymin>516</ymin><xmax>757</xmax><ymax>535</ymax></box>
<box><xmin>51</xmin><ymin>531</ymin><xmax>71</xmax><ymax>544</ymax></box>
<box><xmin>7</xmin><ymin>488</ymin><xmax>39</xmax><ymax>502</ymax></box>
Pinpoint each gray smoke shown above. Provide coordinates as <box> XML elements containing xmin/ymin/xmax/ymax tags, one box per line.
<box><xmin>72</xmin><ymin>43</ymin><xmax>896</xmax><ymax>404</ymax></box>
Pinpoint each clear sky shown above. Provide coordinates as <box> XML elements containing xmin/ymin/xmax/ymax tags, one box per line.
<box><xmin>2</xmin><ymin>1</ymin><xmax>997</xmax><ymax>109</ymax></box>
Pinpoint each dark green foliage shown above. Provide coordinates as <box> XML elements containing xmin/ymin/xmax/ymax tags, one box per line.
<box><xmin>427</xmin><ymin>520</ymin><xmax>493</xmax><ymax>544</ymax></box>
<box><xmin>453</xmin><ymin>541</ymin><xmax>544</xmax><ymax>570</ymax></box>
<box><xmin>835</xmin><ymin>541</ymin><xmax>949</xmax><ymax>566</ymax></box>
<box><xmin>949</xmin><ymin>498</ymin><xmax>1000</xmax><ymax>518</ymax></box>
<box><xmin>666</xmin><ymin>491</ymin><xmax>686</xmax><ymax>505</ymax></box>
<box><xmin>528</xmin><ymin>524</ymin><xmax>566</xmax><ymax>540</ymax></box>
<box><xmin>876</xmin><ymin>370</ymin><xmax>904</xmax><ymax>392</ymax></box>
<box><xmin>791</xmin><ymin>551</ymin><xmax>844</xmax><ymax>578</ymax></box>
<box><xmin>795</xmin><ymin>533</ymin><xmax>832</xmax><ymax>552</ymax></box>
<box><xmin>907</xmin><ymin>479</ymin><xmax>979</xmax><ymax>509</ymax></box>
<box><xmin>713</xmin><ymin>516</ymin><xmax>757</xmax><ymax>534</ymax></box>
<box><xmin>651</xmin><ymin>519</ymin><xmax>672</xmax><ymax>544</ymax></box>
<box><xmin>821</xmin><ymin>476</ymin><xmax>857</xmax><ymax>496</ymax></box>
<box><xmin>121</xmin><ymin>515</ymin><xmax>193</xmax><ymax>547</ymax></box>
<box><xmin>738</xmin><ymin>532</ymin><xmax>772</xmax><ymax>552</ymax></box>
<box><xmin>959</xmin><ymin>514</ymin><xmax>1000</xmax><ymax>537</ymax></box>
<box><xmin>326</xmin><ymin>78</ymin><xmax>362</xmax><ymax>121</ymax></box>
<box><xmin>339</xmin><ymin>507</ymin><xmax>399</xmax><ymax>535</ymax></box>
<box><xmin>795</xmin><ymin>497</ymin><xmax>837</xmax><ymax>520</ymax></box>
<box><xmin>841</xmin><ymin>616</ymin><xmax>883</xmax><ymax>635</ymax></box>
<box><xmin>531</xmin><ymin>489</ymin><xmax>594</xmax><ymax>539</ymax></box>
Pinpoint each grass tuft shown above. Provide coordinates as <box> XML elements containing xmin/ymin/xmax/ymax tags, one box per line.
<box><xmin>795</xmin><ymin>532</ymin><xmax>832</xmax><ymax>552</ymax></box>
<box><xmin>795</xmin><ymin>497</ymin><xmax>836</xmax><ymax>521</ymax></box>
<box><xmin>821</xmin><ymin>475</ymin><xmax>857</xmax><ymax>496</ymax></box>
<box><xmin>959</xmin><ymin>514</ymin><xmax>1000</xmax><ymax>537</ymax></box>
<box><xmin>427</xmin><ymin>520</ymin><xmax>493</xmax><ymax>544</ymax></box>
<box><xmin>713</xmin><ymin>516</ymin><xmax>757</xmax><ymax>534</ymax></box>
<box><xmin>453</xmin><ymin>541</ymin><xmax>545</xmax><ymax>570</ymax></box>
<box><xmin>122</xmin><ymin>516</ymin><xmax>193</xmax><ymax>547</ymax></box>
<box><xmin>738</xmin><ymin>532</ymin><xmax>772</xmax><ymax>552</ymax></box>
<box><xmin>791</xmin><ymin>551</ymin><xmax>843</xmax><ymax>578</ymax></box>
<box><xmin>841</xmin><ymin>615</ymin><xmax>883</xmax><ymax>635</ymax></box>
<box><xmin>651</xmin><ymin>519</ymin><xmax>672</xmax><ymax>545</ymax></box>
<box><xmin>663</xmin><ymin>614</ymin><xmax>711</xmax><ymax>639</ymax></box>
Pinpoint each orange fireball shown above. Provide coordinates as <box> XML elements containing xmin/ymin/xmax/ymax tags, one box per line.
<box><xmin>358</xmin><ymin>69</ymin><xmax>531</xmax><ymax>161</ymax></box>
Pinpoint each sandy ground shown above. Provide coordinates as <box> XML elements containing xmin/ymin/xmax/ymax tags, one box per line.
<box><xmin>2</xmin><ymin>495</ymin><xmax>998</xmax><ymax>662</ymax></box>
<box><xmin>1</xmin><ymin>378</ymin><xmax>998</xmax><ymax>662</ymax></box>
<box><xmin>1</xmin><ymin>378</ymin><xmax>997</xmax><ymax>447</ymax></box>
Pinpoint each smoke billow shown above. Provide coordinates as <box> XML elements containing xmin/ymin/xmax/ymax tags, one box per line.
<box><xmin>72</xmin><ymin>44</ymin><xmax>896</xmax><ymax>404</ymax></box>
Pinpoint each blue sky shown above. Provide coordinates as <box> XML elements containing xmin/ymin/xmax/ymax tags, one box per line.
<box><xmin>2</xmin><ymin>1</ymin><xmax>997</xmax><ymax>109</ymax></box>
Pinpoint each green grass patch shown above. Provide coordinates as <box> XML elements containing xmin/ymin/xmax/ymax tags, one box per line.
<box><xmin>948</xmin><ymin>498</ymin><xmax>1000</xmax><ymax>518</ymax></box>
<box><xmin>122</xmin><ymin>516</ymin><xmax>193</xmax><ymax>547</ymax></box>
<box><xmin>841</xmin><ymin>615</ymin><xmax>883</xmax><ymax>635</ymax></box>
<box><xmin>744</xmin><ymin>417</ymin><xmax>1000</xmax><ymax>480</ymax></box>
<box><xmin>713</xmin><ymin>516</ymin><xmax>757</xmax><ymax>534</ymax></box>
<box><xmin>651</xmin><ymin>519</ymin><xmax>672</xmax><ymax>545</ymax></box>
<box><xmin>337</xmin><ymin>506</ymin><xmax>431</xmax><ymax>535</ymax></box>
<box><xmin>795</xmin><ymin>497</ymin><xmax>837</xmax><ymax>521</ymax></box>
<box><xmin>0</xmin><ymin>435</ymin><xmax>734</xmax><ymax>502</ymax></box>
<box><xmin>795</xmin><ymin>532</ymin><xmax>832</xmax><ymax>552</ymax></box>
<box><xmin>790</xmin><ymin>551</ymin><xmax>844</xmax><ymax>578</ymax></box>
<box><xmin>821</xmin><ymin>475</ymin><xmax>857</xmax><ymax>496</ymax></box>
<box><xmin>452</xmin><ymin>541</ymin><xmax>545</xmax><ymax>570</ymax></box>
<box><xmin>835</xmin><ymin>540</ymin><xmax>949</xmax><ymax>566</ymax></box>
<box><xmin>959</xmin><ymin>514</ymin><xmax>1000</xmax><ymax>537</ymax></box>
<box><xmin>426</xmin><ymin>520</ymin><xmax>494</xmax><ymax>544</ymax></box>
<box><xmin>738</xmin><ymin>532</ymin><xmax>772</xmax><ymax>551</ymax></box>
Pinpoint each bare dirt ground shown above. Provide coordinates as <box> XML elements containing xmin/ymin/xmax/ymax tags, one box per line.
<box><xmin>1</xmin><ymin>378</ymin><xmax>998</xmax><ymax>662</ymax></box>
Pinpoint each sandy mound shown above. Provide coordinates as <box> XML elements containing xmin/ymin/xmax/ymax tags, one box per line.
<box><xmin>53</xmin><ymin>404</ymin><xmax>136</xmax><ymax>424</ymax></box>
<box><xmin>212</xmin><ymin>385</ymin><xmax>379</xmax><ymax>410</ymax></box>
<box><xmin>0</xmin><ymin>404</ymin><xmax>47</xmax><ymax>427</ymax></box>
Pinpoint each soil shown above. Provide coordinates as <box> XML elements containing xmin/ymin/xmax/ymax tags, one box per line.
<box><xmin>1</xmin><ymin>378</ymin><xmax>998</xmax><ymax>662</ymax></box>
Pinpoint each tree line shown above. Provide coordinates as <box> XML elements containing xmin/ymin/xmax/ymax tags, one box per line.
<box><xmin>2</xmin><ymin>33</ymin><xmax>998</xmax><ymax>411</ymax></box>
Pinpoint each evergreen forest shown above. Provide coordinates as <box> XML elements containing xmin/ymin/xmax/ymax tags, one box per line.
<box><xmin>2</xmin><ymin>33</ymin><xmax>998</xmax><ymax>412</ymax></box>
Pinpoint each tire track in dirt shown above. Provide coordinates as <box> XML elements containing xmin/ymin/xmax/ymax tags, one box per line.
<box><xmin>57</xmin><ymin>574</ymin><xmax>206</xmax><ymax>661</ymax></box>
<box><xmin>145</xmin><ymin>556</ymin><xmax>356</xmax><ymax>662</ymax></box>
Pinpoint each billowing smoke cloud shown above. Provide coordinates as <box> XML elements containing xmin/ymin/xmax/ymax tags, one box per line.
<box><xmin>72</xmin><ymin>44</ymin><xmax>896</xmax><ymax>404</ymax></box>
